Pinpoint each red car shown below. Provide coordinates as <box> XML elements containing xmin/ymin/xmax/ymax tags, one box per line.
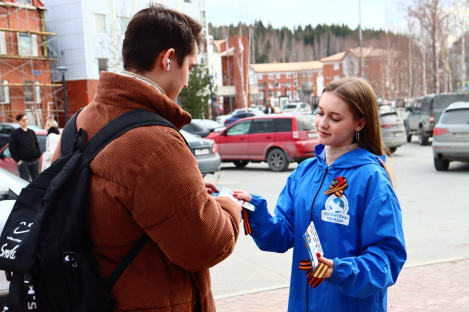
<box><xmin>208</xmin><ymin>114</ymin><xmax>319</xmax><ymax>171</ymax></box>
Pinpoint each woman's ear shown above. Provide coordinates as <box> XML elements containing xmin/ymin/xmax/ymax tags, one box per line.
<box><xmin>356</xmin><ymin>117</ymin><xmax>366</xmax><ymax>132</ymax></box>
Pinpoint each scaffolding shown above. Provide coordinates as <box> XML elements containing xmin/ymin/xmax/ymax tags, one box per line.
<box><xmin>0</xmin><ymin>0</ymin><xmax>63</xmax><ymax>128</ymax></box>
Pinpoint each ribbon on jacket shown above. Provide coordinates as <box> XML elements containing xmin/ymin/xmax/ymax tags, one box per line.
<box><xmin>242</xmin><ymin>208</ymin><xmax>252</xmax><ymax>235</ymax></box>
<box><xmin>299</xmin><ymin>259</ymin><xmax>328</xmax><ymax>288</ymax></box>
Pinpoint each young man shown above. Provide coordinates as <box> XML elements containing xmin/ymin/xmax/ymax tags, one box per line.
<box><xmin>53</xmin><ymin>5</ymin><xmax>241</xmax><ymax>311</ymax></box>
<box><xmin>9</xmin><ymin>114</ymin><xmax>41</xmax><ymax>181</ymax></box>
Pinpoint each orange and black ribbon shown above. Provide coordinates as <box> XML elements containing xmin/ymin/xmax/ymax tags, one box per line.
<box><xmin>299</xmin><ymin>259</ymin><xmax>328</xmax><ymax>288</ymax></box>
<box><xmin>324</xmin><ymin>176</ymin><xmax>348</xmax><ymax>197</ymax></box>
<box><xmin>242</xmin><ymin>208</ymin><xmax>252</xmax><ymax>235</ymax></box>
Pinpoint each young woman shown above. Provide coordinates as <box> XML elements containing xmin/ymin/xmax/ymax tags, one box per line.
<box><xmin>42</xmin><ymin>118</ymin><xmax>60</xmax><ymax>171</ymax></box>
<box><xmin>234</xmin><ymin>77</ymin><xmax>406</xmax><ymax>311</ymax></box>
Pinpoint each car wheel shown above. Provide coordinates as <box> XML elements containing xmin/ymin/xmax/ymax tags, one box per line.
<box><xmin>434</xmin><ymin>157</ymin><xmax>449</xmax><ymax>171</ymax></box>
<box><xmin>418</xmin><ymin>127</ymin><xmax>429</xmax><ymax>146</ymax></box>
<box><xmin>267</xmin><ymin>148</ymin><xmax>289</xmax><ymax>172</ymax></box>
<box><xmin>233</xmin><ymin>160</ymin><xmax>249</xmax><ymax>168</ymax></box>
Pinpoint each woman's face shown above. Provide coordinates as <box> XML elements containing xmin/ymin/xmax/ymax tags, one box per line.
<box><xmin>315</xmin><ymin>91</ymin><xmax>365</xmax><ymax>148</ymax></box>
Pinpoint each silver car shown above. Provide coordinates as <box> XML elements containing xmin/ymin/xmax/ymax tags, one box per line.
<box><xmin>432</xmin><ymin>101</ymin><xmax>469</xmax><ymax>171</ymax></box>
<box><xmin>379</xmin><ymin>106</ymin><xmax>407</xmax><ymax>154</ymax></box>
<box><xmin>180</xmin><ymin>130</ymin><xmax>221</xmax><ymax>176</ymax></box>
<box><xmin>0</xmin><ymin>168</ymin><xmax>29</xmax><ymax>307</ymax></box>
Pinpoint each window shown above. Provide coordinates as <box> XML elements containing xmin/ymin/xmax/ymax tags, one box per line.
<box><xmin>184</xmin><ymin>0</ymin><xmax>192</xmax><ymax>2</ymax></box>
<box><xmin>275</xmin><ymin>73</ymin><xmax>280</xmax><ymax>79</ymax></box>
<box><xmin>274</xmin><ymin>118</ymin><xmax>292</xmax><ymax>132</ymax></box>
<box><xmin>0</xmin><ymin>31</ymin><xmax>6</xmax><ymax>54</ymax></box>
<box><xmin>258</xmin><ymin>74</ymin><xmax>263</xmax><ymax>80</ymax></box>
<box><xmin>286</xmin><ymin>73</ymin><xmax>291</xmax><ymax>79</ymax></box>
<box><xmin>251</xmin><ymin>119</ymin><xmax>274</xmax><ymax>134</ymax></box>
<box><xmin>258</xmin><ymin>92</ymin><xmax>264</xmax><ymax>99</ymax></box>
<box><xmin>95</xmin><ymin>14</ymin><xmax>106</xmax><ymax>33</ymax></box>
<box><xmin>119</xmin><ymin>17</ymin><xmax>130</xmax><ymax>34</ymax></box>
<box><xmin>24</xmin><ymin>81</ymin><xmax>33</xmax><ymax>103</ymax></box>
<box><xmin>269</xmin><ymin>83</ymin><xmax>273</xmax><ymax>88</ymax></box>
<box><xmin>276</xmin><ymin>91</ymin><xmax>281</xmax><ymax>97</ymax></box>
<box><xmin>333</xmin><ymin>62</ymin><xmax>339</xmax><ymax>70</ymax></box>
<box><xmin>18</xmin><ymin>33</ymin><xmax>38</xmax><ymax>56</ymax></box>
<box><xmin>98</xmin><ymin>58</ymin><xmax>108</xmax><ymax>73</ymax></box>
<box><xmin>226</xmin><ymin>121</ymin><xmax>251</xmax><ymax>136</ymax></box>
<box><xmin>0</xmin><ymin>80</ymin><xmax>10</xmax><ymax>103</ymax></box>
<box><xmin>268</xmin><ymin>74</ymin><xmax>273</xmax><ymax>79</ymax></box>
<box><xmin>16</xmin><ymin>0</ymin><xmax>32</xmax><ymax>3</ymax></box>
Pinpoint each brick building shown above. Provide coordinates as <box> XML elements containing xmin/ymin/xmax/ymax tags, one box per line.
<box><xmin>250</xmin><ymin>61</ymin><xmax>323</xmax><ymax>108</ymax></box>
<box><xmin>0</xmin><ymin>0</ymin><xmax>59</xmax><ymax>126</ymax></box>
<box><xmin>213</xmin><ymin>35</ymin><xmax>251</xmax><ymax>114</ymax></box>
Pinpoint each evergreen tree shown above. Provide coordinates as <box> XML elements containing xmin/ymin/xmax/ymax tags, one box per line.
<box><xmin>177</xmin><ymin>66</ymin><xmax>211</xmax><ymax>119</ymax></box>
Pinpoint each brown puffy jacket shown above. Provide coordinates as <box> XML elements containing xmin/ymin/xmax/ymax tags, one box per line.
<box><xmin>53</xmin><ymin>72</ymin><xmax>241</xmax><ymax>311</ymax></box>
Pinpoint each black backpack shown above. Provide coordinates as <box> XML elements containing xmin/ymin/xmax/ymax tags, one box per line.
<box><xmin>0</xmin><ymin>109</ymin><xmax>186</xmax><ymax>312</ymax></box>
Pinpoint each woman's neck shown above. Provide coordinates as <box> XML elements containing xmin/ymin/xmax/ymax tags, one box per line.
<box><xmin>325</xmin><ymin>143</ymin><xmax>359</xmax><ymax>166</ymax></box>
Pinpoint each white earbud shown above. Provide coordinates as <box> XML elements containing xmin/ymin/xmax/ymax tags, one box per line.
<box><xmin>167</xmin><ymin>59</ymin><xmax>171</xmax><ymax>71</ymax></box>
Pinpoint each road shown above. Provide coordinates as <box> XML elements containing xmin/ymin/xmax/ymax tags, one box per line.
<box><xmin>206</xmin><ymin>138</ymin><xmax>469</xmax><ymax>298</ymax></box>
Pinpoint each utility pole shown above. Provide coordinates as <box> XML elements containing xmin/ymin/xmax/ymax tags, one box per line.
<box><xmin>359</xmin><ymin>0</ymin><xmax>364</xmax><ymax>77</ymax></box>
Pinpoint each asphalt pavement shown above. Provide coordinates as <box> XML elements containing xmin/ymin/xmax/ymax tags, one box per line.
<box><xmin>215</xmin><ymin>257</ymin><xmax>469</xmax><ymax>311</ymax></box>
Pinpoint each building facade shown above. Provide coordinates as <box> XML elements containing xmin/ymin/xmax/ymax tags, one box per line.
<box><xmin>250</xmin><ymin>61</ymin><xmax>323</xmax><ymax>109</ymax></box>
<box><xmin>42</xmin><ymin>0</ymin><xmax>207</xmax><ymax>124</ymax></box>
<box><xmin>0</xmin><ymin>0</ymin><xmax>59</xmax><ymax>126</ymax></box>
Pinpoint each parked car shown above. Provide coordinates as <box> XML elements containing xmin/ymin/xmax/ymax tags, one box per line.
<box><xmin>0</xmin><ymin>122</ymin><xmax>44</xmax><ymax>150</ymax></box>
<box><xmin>0</xmin><ymin>168</ymin><xmax>29</xmax><ymax>306</ymax></box>
<box><xmin>431</xmin><ymin>101</ymin><xmax>469</xmax><ymax>171</ymax></box>
<box><xmin>379</xmin><ymin>106</ymin><xmax>407</xmax><ymax>154</ymax></box>
<box><xmin>208</xmin><ymin>114</ymin><xmax>319</xmax><ymax>172</ymax></box>
<box><xmin>281</xmin><ymin>102</ymin><xmax>312</xmax><ymax>114</ymax></box>
<box><xmin>182</xmin><ymin>119</ymin><xmax>224</xmax><ymax>138</ymax></box>
<box><xmin>223</xmin><ymin>110</ymin><xmax>265</xmax><ymax>126</ymax></box>
<box><xmin>216</xmin><ymin>108</ymin><xmax>264</xmax><ymax>125</ymax></box>
<box><xmin>404</xmin><ymin>93</ymin><xmax>469</xmax><ymax>145</ymax></box>
<box><xmin>180</xmin><ymin>129</ymin><xmax>221</xmax><ymax>176</ymax></box>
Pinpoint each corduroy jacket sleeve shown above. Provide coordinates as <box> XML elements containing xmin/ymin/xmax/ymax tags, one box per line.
<box><xmin>131</xmin><ymin>132</ymin><xmax>241</xmax><ymax>272</ymax></box>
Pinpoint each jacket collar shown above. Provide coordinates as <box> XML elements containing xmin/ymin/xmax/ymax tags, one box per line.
<box><xmin>315</xmin><ymin>144</ymin><xmax>385</xmax><ymax>170</ymax></box>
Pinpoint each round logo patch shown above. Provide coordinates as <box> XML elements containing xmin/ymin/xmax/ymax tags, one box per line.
<box><xmin>321</xmin><ymin>194</ymin><xmax>350</xmax><ymax>226</ymax></box>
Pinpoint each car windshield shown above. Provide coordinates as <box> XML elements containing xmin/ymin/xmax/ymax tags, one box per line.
<box><xmin>440</xmin><ymin>108</ymin><xmax>469</xmax><ymax>124</ymax></box>
<box><xmin>295</xmin><ymin>115</ymin><xmax>315</xmax><ymax>131</ymax></box>
<box><xmin>380</xmin><ymin>113</ymin><xmax>401</xmax><ymax>123</ymax></box>
<box><xmin>283</xmin><ymin>104</ymin><xmax>297</xmax><ymax>109</ymax></box>
<box><xmin>433</xmin><ymin>95</ymin><xmax>469</xmax><ymax>112</ymax></box>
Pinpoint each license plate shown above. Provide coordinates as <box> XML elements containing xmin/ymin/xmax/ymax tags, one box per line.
<box><xmin>307</xmin><ymin>132</ymin><xmax>317</xmax><ymax>138</ymax></box>
<box><xmin>455</xmin><ymin>133</ymin><xmax>469</xmax><ymax>139</ymax></box>
<box><xmin>394</xmin><ymin>132</ymin><xmax>404</xmax><ymax>137</ymax></box>
<box><xmin>195</xmin><ymin>148</ymin><xmax>210</xmax><ymax>156</ymax></box>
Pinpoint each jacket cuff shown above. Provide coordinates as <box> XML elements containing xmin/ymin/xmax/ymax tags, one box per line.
<box><xmin>326</xmin><ymin>258</ymin><xmax>346</xmax><ymax>285</ymax></box>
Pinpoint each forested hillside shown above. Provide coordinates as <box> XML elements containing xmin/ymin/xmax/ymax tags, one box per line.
<box><xmin>209</xmin><ymin>22</ymin><xmax>395</xmax><ymax>63</ymax></box>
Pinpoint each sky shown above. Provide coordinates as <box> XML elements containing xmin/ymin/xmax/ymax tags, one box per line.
<box><xmin>205</xmin><ymin>0</ymin><xmax>407</xmax><ymax>31</ymax></box>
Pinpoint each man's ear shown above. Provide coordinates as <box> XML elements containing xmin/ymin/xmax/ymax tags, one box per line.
<box><xmin>161</xmin><ymin>48</ymin><xmax>175</xmax><ymax>71</ymax></box>
<box><xmin>356</xmin><ymin>117</ymin><xmax>366</xmax><ymax>132</ymax></box>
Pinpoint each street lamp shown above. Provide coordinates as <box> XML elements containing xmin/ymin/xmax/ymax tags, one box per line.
<box><xmin>57</xmin><ymin>66</ymin><xmax>68</xmax><ymax>123</ymax></box>
<box><xmin>206</xmin><ymin>75</ymin><xmax>215</xmax><ymax>120</ymax></box>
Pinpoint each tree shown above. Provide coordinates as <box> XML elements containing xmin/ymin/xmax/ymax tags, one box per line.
<box><xmin>177</xmin><ymin>66</ymin><xmax>211</xmax><ymax>119</ymax></box>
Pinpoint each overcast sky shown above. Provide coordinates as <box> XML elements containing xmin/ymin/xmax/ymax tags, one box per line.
<box><xmin>205</xmin><ymin>0</ymin><xmax>406</xmax><ymax>31</ymax></box>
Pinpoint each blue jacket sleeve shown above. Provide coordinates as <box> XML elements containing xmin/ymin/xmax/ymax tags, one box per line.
<box><xmin>327</xmin><ymin>178</ymin><xmax>407</xmax><ymax>298</ymax></box>
<box><xmin>246</xmin><ymin>172</ymin><xmax>297</xmax><ymax>253</ymax></box>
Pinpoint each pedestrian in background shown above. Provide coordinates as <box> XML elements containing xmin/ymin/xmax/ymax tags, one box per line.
<box><xmin>42</xmin><ymin>118</ymin><xmax>60</xmax><ymax>171</ymax></box>
<box><xmin>9</xmin><ymin>114</ymin><xmax>41</xmax><ymax>181</ymax></box>
<box><xmin>234</xmin><ymin>77</ymin><xmax>406</xmax><ymax>311</ymax></box>
<box><xmin>264</xmin><ymin>103</ymin><xmax>275</xmax><ymax>114</ymax></box>
<box><xmin>52</xmin><ymin>4</ymin><xmax>241</xmax><ymax>311</ymax></box>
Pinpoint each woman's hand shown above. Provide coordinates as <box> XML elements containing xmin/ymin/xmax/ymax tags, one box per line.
<box><xmin>317</xmin><ymin>253</ymin><xmax>334</xmax><ymax>278</ymax></box>
<box><xmin>232</xmin><ymin>189</ymin><xmax>252</xmax><ymax>202</ymax></box>
<box><xmin>204</xmin><ymin>181</ymin><xmax>219</xmax><ymax>194</ymax></box>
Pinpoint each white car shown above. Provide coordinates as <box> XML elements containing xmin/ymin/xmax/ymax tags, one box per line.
<box><xmin>0</xmin><ymin>168</ymin><xmax>28</xmax><ymax>307</ymax></box>
<box><xmin>281</xmin><ymin>102</ymin><xmax>312</xmax><ymax>114</ymax></box>
<box><xmin>216</xmin><ymin>108</ymin><xmax>263</xmax><ymax>125</ymax></box>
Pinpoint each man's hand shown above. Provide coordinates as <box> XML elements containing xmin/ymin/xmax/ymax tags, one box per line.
<box><xmin>17</xmin><ymin>160</ymin><xmax>22</xmax><ymax>166</ymax></box>
<box><xmin>204</xmin><ymin>181</ymin><xmax>219</xmax><ymax>194</ymax></box>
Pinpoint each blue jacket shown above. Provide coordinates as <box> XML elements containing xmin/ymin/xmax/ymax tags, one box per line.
<box><xmin>247</xmin><ymin>144</ymin><xmax>406</xmax><ymax>311</ymax></box>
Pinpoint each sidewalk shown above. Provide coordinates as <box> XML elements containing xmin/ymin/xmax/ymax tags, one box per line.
<box><xmin>215</xmin><ymin>257</ymin><xmax>469</xmax><ymax>311</ymax></box>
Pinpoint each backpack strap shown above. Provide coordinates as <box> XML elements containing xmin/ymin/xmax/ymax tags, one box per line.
<box><xmin>60</xmin><ymin>107</ymin><xmax>85</xmax><ymax>156</ymax></box>
<box><xmin>83</xmin><ymin>109</ymin><xmax>189</xmax><ymax>162</ymax></box>
<box><xmin>80</xmin><ymin>109</ymin><xmax>188</xmax><ymax>289</ymax></box>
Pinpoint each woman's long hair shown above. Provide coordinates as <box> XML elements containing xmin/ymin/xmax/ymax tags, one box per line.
<box><xmin>323</xmin><ymin>77</ymin><xmax>394</xmax><ymax>187</ymax></box>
